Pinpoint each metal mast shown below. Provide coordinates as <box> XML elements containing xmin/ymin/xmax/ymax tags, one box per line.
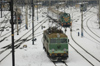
<box><xmin>48</xmin><ymin>0</ymin><xmax>51</xmax><ymax>28</ymax></box>
<box><xmin>37</xmin><ymin>0</ymin><xmax>38</xmax><ymax>21</ymax></box>
<box><xmin>64</xmin><ymin>0</ymin><xmax>67</xmax><ymax>13</ymax></box>
<box><xmin>10</xmin><ymin>0</ymin><xmax>15</xmax><ymax>66</ymax></box>
<box><xmin>1</xmin><ymin>0</ymin><xmax>3</xmax><ymax>18</ymax></box>
<box><xmin>81</xmin><ymin>0</ymin><xmax>83</xmax><ymax>37</ymax></box>
<box><xmin>25</xmin><ymin>0</ymin><xmax>28</xmax><ymax>29</ymax></box>
<box><xmin>32</xmin><ymin>0</ymin><xmax>34</xmax><ymax>45</ymax></box>
<box><xmin>99</xmin><ymin>0</ymin><xmax>100</xmax><ymax>28</ymax></box>
<box><xmin>16</xmin><ymin>9</ymin><xmax>19</xmax><ymax>35</ymax></box>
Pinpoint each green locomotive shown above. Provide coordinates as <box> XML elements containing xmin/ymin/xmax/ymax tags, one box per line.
<box><xmin>43</xmin><ymin>27</ymin><xmax>69</xmax><ymax>61</ymax></box>
<box><xmin>47</xmin><ymin>7</ymin><xmax>72</xmax><ymax>27</ymax></box>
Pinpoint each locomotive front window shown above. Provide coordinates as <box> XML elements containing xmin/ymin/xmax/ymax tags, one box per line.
<box><xmin>50</xmin><ymin>39</ymin><xmax>67</xmax><ymax>43</ymax></box>
<box><xmin>57</xmin><ymin>39</ymin><xmax>60</xmax><ymax>43</ymax></box>
<box><xmin>50</xmin><ymin>39</ymin><xmax>56</xmax><ymax>43</ymax></box>
<box><xmin>60</xmin><ymin>39</ymin><xmax>67</xmax><ymax>43</ymax></box>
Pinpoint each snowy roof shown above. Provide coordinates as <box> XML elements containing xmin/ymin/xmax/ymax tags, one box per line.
<box><xmin>48</xmin><ymin>33</ymin><xmax>67</xmax><ymax>38</ymax></box>
<box><xmin>48</xmin><ymin>7</ymin><xmax>62</xmax><ymax>14</ymax></box>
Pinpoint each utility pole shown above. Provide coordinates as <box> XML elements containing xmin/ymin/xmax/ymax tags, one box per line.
<box><xmin>32</xmin><ymin>0</ymin><xmax>34</xmax><ymax>45</ymax></box>
<box><xmin>99</xmin><ymin>0</ymin><xmax>100</xmax><ymax>28</ymax></box>
<box><xmin>22</xmin><ymin>0</ymin><xmax>24</xmax><ymax>11</ymax></box>
<box><xmin>64</xmin><ymin>0</ymin><xmax>66</xmax><ymax>13</ymax></box>
<box><xmin>15</xmin><ymin>1</ymin><xmax>19</xmax><ymax>35</ymax></box>
<box><xmin>49</xmin><ymin>0</ymin><xmax>50</xmax><ymax>8</ymax></box>
<box><xmin>48</xmin><ymin>0</ymin><xmax>51</xmax><ymax>28</ymax></box>
<box><xmin>1</xmin><ymin>0</ymin><xmax>3</xmax><ymax>18</ymax></box>
<box><xmin>49</xmin><ymin>0</ymin><xmax>51</xmax><ymax>10</ymax></box>
<box><xmin>70</xmin><ymin>0</ymin><xmax>73</xmax><ymax>32</ymax></box>
<box><xmin>10</xmin><ymin>0</ymin><xmax>15</xmax><ymax>66</ymax></box>
<box><xmin>81</xmin><ymin>2</ymin><xmax>84</xmax><ymax>37</ymax></box>
<box><xmin>37</xmin><ymin>0</ymin><xmax>38</xmax><ymax>21</ymax></box>
<box><xmin>25</xmin><ymin>0</ymin><xmax>28</xmax><ymax>29</ymax></box>
<box><xmin>16</xmin><ymin>8</ymin><xmax>19</xmax><ymax>35</ymax></box>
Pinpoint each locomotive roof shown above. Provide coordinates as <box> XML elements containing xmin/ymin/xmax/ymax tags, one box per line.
<box><xmin>48</xmin><ymin>7</ymin><xmax>62</xmax><ymax>15</ymax></box>
<box><xmin>44</xmin><ymin>28</ymin><xmax>67</xmax><ymax>38</ymax></box>
<box><xmin>48</xmin><ymin>7</ymin><xmax>70</xmax><ymax>15</ymax></box>
<box><xmin>48</xmin><ymin>33</ymin><xmax>67</xmax><ymax>38</ymax></box>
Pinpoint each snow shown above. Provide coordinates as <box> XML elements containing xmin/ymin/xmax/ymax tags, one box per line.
<box><xmin>0</xmin><ymin>5</ymin><xmax>100</xmax><ymax>66</ymax></box>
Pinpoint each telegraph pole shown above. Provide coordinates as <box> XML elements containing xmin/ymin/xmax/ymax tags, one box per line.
<box><xmin>25</xmin><ymin>1</ymin><xmax>28</xmax><ymax>29</ymax></box>
<box><xmin>16</xmin><ymin>8</ymin><xmax>19</xmax><ymax>35</ymax></box>
<box><xmin>64</xmin><ymin>0</ymin><xmax>66</xmax><ymax>13</ymax></box>
<box><xmin>10</xmin><ymin>0</ymin><xmax>15</xmax><ymax>66</ymax></box>
<box><xmin>37</xmin><ymin>0</ymin><xmax>38</xmax><ymax>21</ymax></box>
<box><xmin>70</xmin><ymin>0</ymin><xmax>73</xmax><ymax>32</ymax></box>
<box><xmin>32</xmin><ymin>0</ymin><xmax>34</xmax><ymax>45</ymax></box>
<box><xmin>99</xmin><ymin>0</ymin><xmax>100</xmax><ymax>28</ymax></box>
<box><xmin>48</xmin><ymin>0</ymin><xmax>51</xmax><ymax>27</ymax></box>
<box><xmin>49</xmin><ymin>0</ymin><xmax>51</xmax><ymax>11</ymax></box>
<box><xmin>81</xmin><ymin>7</ymin><xmax>83</xmax><ymax>37</ymax></box>
<box><xmin>81</xmin><ymin>2</ymin><xmax>84</xmax><ymax>37</ymax></box>
<box><xmin>1</xmin><ymin>0</ymin><xmax>3</xmax><ymax>18</ymax></box>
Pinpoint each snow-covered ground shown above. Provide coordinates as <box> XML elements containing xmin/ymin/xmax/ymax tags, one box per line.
<box><xmin>0</xmin><ymin>5</ymin><xmax>100</xmax><ymax>66</ymax></box>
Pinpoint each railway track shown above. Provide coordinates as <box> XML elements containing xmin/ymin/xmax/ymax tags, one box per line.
<box><xmin>52</xmin><ymin>61</ymin><xmax>68</xmax><ymax>66</ymax></box>
<box><xmin>0</xmin><ymin>10</ymin><xmax>39</xmax><ymax>38</ymax></box>
<box><xmin>0</xmin><ymin>20</ymin><xmax>26</xmax><ymax>39</ymax></box>
<box><xmin>83</xmin><ymin>13</ymin><xmax>100</xmax><ymax>44</ymax></box>
<box><xmin>85</xmin><ymin>15</ymin><xmax>100</xmax><ymax>42</ymax></box>
<box><xmin>70</xmin><ymin>32</ymin><xmax>94</xmax><ymax>66</ymax></box>
<box><xmin>72</xmin><ymin>6</ymin><xmax>94</xmax><ymax>23</ymax></box>
<box><xmin>0</xmin><ymin>20</ymin><xmax>9</xmax><ymax>36</ymax></box>
<box><xmin>0</xmin><ymin>8</ymin><xmax>25</xmax><ymax>37</ymax></box>
<box><xmin>69</xmin><ymin>42</ymin><xmax>94</xmax><ymax>66</ymax></box>
<box><xmin>0</xmin><ymin>8</ymin><xmax>44</xmax><ymax>40</ymax></box>
<box><xmin>0</xmin><ymin>12</ymin><xmax>11</xmax><ymax>36</ymax></box>
<box><xmin>0</xmin><ymin>18</ymin><xmax>48</xmax><ymax>62</ymax></box>
<box><xmin>70</xmin><ymin>30</ymin><xmax>100</xmax><ymax>63</ymax></box>
<box><xmin>1</xmin><ymin>17</ymin><xmax>48</xmax><ymax>49</ymax></box>
<box><xmin>0</xmin><ymin>19</ymin><xmax>32</xmax><ymax>41</ymax></box>
<box><xmin>87</xmin><ymin>21</ymin><xmax>100</xmax><ymax>38</ymax></box>
<box><xmin>14</xmin><ymin>19</ymin><xmax>48</xmax><ymax>48</ymax></box>
<box><xmin>0</xmin><ymin>12</ymin><xmax>10</xmax><ymax>27</ymax></box>
<box><xmin>69</xmin><ymin>8</ymin><xmax>100</xmax><ymax>65</ymax></box>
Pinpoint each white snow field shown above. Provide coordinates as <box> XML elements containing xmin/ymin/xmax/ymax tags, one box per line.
<box><xmin>0</xmin><ymin>5</ymin><xmax>100</xmax><ymax>66</ymax></box>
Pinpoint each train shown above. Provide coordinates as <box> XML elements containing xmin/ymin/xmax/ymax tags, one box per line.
<box><xmin>47</xmin><ymin>7</ymin><xmax>71</xmax><ymax>27</ymax></box>
<box><xmin>10</xmin><ymin>8</ymin><xmax>22</xmax><ymax>24</ymax></box>
<box><xmin>43</xmin><ymin>27</ymin><xmax>69</xmax><ymax>61</ymax></box>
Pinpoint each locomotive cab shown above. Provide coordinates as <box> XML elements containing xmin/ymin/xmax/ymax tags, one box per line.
<box><xmin>49</xmin><ymin>34</ymin><xmax>69</xmax><ymax>60</ymax></box>
<box><xmin>43</xmin><ymin>27</ymin><xmax>69</xmax><ymax>61</ymax></box>
<box><xmin>60</xmin><ymin>13</ymin><xmax>71</xmax><ymax>27</ymax></box>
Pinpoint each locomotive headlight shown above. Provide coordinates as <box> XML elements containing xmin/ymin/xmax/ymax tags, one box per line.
<box><xmin>52</xmin><ymin>49</ymin><xmax>55</xmax><ymax>52</ymax></box>
<box><xmin>64</xmin><ymin>48</ymin><xmax>67</xmax><ymax>52</ymax></box>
